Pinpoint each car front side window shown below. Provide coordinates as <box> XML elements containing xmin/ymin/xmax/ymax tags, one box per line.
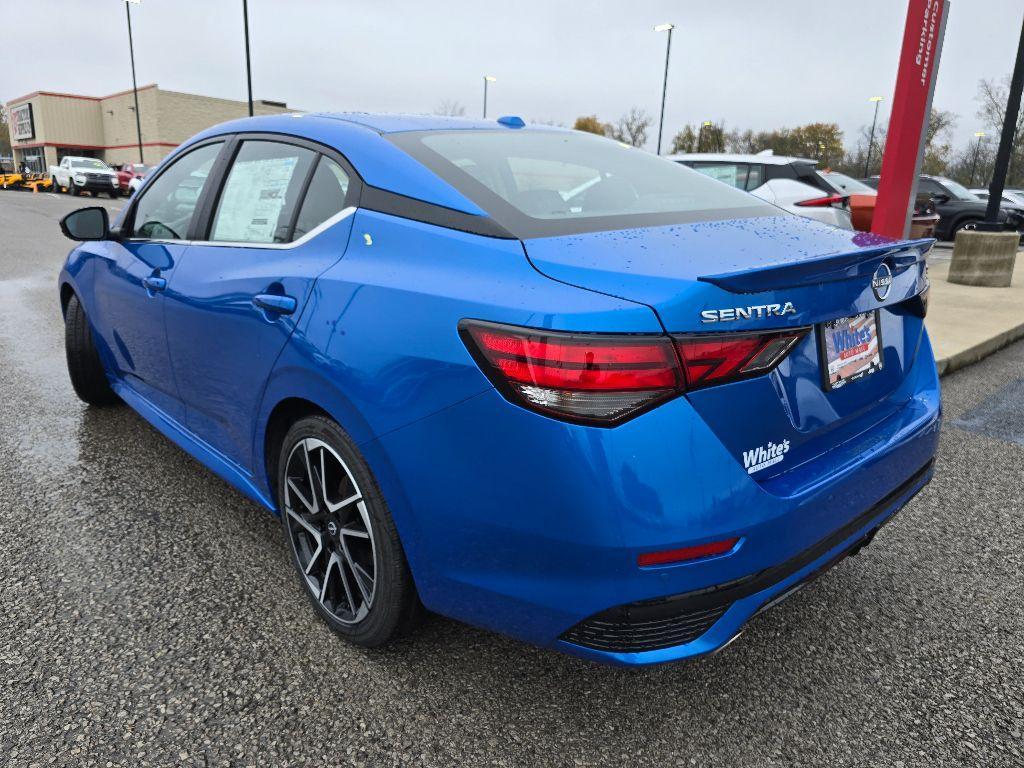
<box><xmin>130</xmin><ymin>142</ymin><xmax>223</xmax><ymax>240</ymax></box>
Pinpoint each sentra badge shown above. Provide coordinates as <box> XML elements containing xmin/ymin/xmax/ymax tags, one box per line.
<box><xmin>701</xmin><ymin>302</ymin><xmax>796</xmax><ymax>323</ymax></box>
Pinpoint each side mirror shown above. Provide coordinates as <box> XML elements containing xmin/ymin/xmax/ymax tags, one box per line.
<box><xmin>60</xmin><ymin>207</ymin><xmax>111</xmax><ymax>241</ymax></box>
<box><xmin>931</xmin><ymin>193</ymin><xmax>950</xmax><ymax>205</ymax></box>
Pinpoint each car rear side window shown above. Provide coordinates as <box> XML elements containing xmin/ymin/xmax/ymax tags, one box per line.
<box><xmin>210</xmin><ymin>141</ymin><xmax>316</xmax><ymax>244</ymax></box>
<box><xmin>292</xmin><ymin>157</ymin><xmax>351</xmax><ymax>239</ymax></box>
<box><xmin>130</xmin><ymin>142</ymin><xmax>222</xmax><ymax>240</ymax></box>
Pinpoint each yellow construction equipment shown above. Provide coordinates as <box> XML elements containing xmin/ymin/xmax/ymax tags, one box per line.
<box><xmin>21</xmin><ymin>173</ymin><xmax>53</xmax><ymax>193</ymax></box>
<box><xmin>0</xmin><ymin>159</ymin><xmax>23</xmax><ymax>190</ymax></box>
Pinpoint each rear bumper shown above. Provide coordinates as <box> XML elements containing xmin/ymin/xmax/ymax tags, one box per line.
<box><xmin>557</xmin><ymin>459</ymin><xmax>933</xmax><ymax>665</ymax></box>
<box><xmin>368</xmin><ymin>328</ymin><xmax>941</xmax><ymax>666</ymax></box>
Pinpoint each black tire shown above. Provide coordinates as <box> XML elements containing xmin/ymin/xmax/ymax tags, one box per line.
<box><xmin>51</xmin><ymin>177</ymin><xmax>61</xmax><ymax>194</ymax></box>
<box><xmin>68</xmin><ymin>180</ymin><xmax>79</xmax><ymax>196</ymax></box>
<box><xmin>109</xmin><ymin>190</ymin><xmax>119</xmax><ymax>199</ymax></box>
<box><xmin>64</xmin><ymin>294</ymin><xmax>119</xmax><ymax>406</ymax></box>
<box><xmin>952</xmin><ymin>218</ymin><xmax>981</xmax><ymax>237</ymax></box>
<box><xmin>277</xmin><ymin>415</ymin><xmax>421</xmax><ymax>648</ymax></box>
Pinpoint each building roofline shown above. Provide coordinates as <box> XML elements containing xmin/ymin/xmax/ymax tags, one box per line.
<box><xmin>6</xmin><ymin>84</ymin><xmax>287</xmax><ymax>109</ymax></box>
<box><xmin>10</xmin><ymin>140</ymin><xmax>179</xmax><ymax>151</ymax></box>
<box><xmin>5</xmin><ymin>84</ymin><xmax>159</xmax><ymax>107</ymax></box>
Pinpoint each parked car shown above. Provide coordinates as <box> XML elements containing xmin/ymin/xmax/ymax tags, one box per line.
<box><xmin>114</xmin><ymin>162</ymin><xmax>150</xmax><ymax>195</ymax></box>
<box><xmin>127</xmin><ymin>168</ymin><xmax>151</xmax><ymax>195</ymax></box>
<box><xmin>821</xmin><ymin>171</ymin><xmax>939</xmax><ymax>238</ymax></box>
<box><xmin>57</xmin><ymin>114</ymin><xmax>939</xmax><ymax>666</ymax></box>
<box><xmin>670</xmin><ymin>152</ymin><xmax>853</xmax><ymax>230</ymax></box>
<box><xmin>50</xmin><ymin>156</ymin><xmax>119</xmax><ymax>198</ymax></box>
<box><xmin>969</xmin><ymin>188</ymin><xmax>1024</xmax><ymax>207</ymax></box>
<box><xmin>862</xmin><ymin>175</ymin><xmax>1022</xmax><ymax>240</ymax></box>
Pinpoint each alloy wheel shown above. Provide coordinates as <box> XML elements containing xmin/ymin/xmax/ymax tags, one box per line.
<box><xmin>283</xmin><ymin>437</ymin><xmax>377</xmax><ymax>624</ymax></box>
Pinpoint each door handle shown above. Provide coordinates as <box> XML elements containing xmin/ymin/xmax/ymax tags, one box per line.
<box><xmin>142</xmin><ymin>275</ymin><xmax>167</xmax><ymax>293</ymax></box>
<box><xmin>253</xmin><ymin>293</ymin><xmax>297</xmax><ymax>315</ymax></box>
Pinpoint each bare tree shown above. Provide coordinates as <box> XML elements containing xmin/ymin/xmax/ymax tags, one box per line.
<box><xmin>609</xmin><ymin>108</ymin><xmax>652</xmax><ymax>148</ymax></box>
<box><xmin>976</xmin><ymin>76</ymin><xmax>1024</xmax><ymax>187</ymax></box>
<box><xmin>921</xmin><ymin>108</ymin><xmax>957</xmax><ymax>176</ymax></box>
<box><xmin>434</xmin><ymin>100</ymin><xmax>466</xmax><ymax>117</ymax></box>
<box><xmin>670</xmin><ymin>124</ymin><xmax>698</xmax><ymax>153</ymax></box>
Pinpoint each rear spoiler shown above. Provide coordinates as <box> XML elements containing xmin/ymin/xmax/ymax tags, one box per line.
<box><xmin>697</xmin><ymin>237</ymin><xmax>933</xmax><ymax>293</ymax></box>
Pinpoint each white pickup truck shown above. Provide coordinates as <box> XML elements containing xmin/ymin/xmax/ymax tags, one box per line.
<box><xmin>50</xmin><ymin>156</ymin><xmax>120</xmax><ymax>198</ymax></box>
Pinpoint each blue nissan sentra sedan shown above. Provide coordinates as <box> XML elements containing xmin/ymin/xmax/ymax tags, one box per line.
<box><xmin>57</xmin><ymin>113</ymin><xmax>940</xmax><ymax>666</ymax></box>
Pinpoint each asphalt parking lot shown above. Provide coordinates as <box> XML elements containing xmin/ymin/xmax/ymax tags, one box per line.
<box><xmin>0</xmin><ymin>190</ymin><xmax>1022</xmax><ymax>767</ymax></box>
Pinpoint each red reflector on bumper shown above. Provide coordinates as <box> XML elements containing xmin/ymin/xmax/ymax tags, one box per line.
<box><xmin>638</xmin><ymin>537</ymin><xmax>740</xmax><ymax>567</ymax></box>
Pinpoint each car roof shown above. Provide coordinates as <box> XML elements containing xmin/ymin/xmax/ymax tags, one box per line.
<box><xmin>179</xmin><ymin>112</ymin><xmax>564</xmax><ymax>216</ymax></box>
<box><xmin>313</xmin><ymin>112</ymin><xmax>564</xmax><ymax>134</ymax></box>
<box><xmin>667</xmin><ymin>152</ymin><xmax>817</xmax><ymax>166</ymax></box>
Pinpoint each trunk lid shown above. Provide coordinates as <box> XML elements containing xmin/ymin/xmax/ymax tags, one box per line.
<box><xmin>523</xmin><ymin>214</ymin><xmax>933</xmax><ymax>493</ymax></box>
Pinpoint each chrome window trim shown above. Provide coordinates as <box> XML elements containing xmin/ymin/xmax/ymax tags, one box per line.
<box><xmin>122</xmin><ymin>205</ymin><xmax>357</xmax><ymax>250</ymax></box>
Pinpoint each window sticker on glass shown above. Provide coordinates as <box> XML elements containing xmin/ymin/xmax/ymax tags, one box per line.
<box><xmin>213</xmin><ymin>156</ymin><xmax>299</xmax><ymax>242</ymax></box>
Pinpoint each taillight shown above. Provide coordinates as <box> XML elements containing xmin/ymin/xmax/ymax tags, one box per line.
<box><xmin>459</xmin><ymin>320</ymin><xmax>682</xmax><ymax>425</ymax></box>
<box><xmin>673</xmin><ymin>330</ymin><xmax>808</xmax><ymax>390</ymax></box>
<box><xmin>461</xmin><ymin>320</ymin><xmax>808</xmax><ymax>425</ymax></box>
<box><xmin>795</xmin><ymin>194</ymin><xmax>847</xmax><ymax>208</ymax></box>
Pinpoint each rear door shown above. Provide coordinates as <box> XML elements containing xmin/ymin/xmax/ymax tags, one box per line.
<box><xmin>163</xmin><ymin>136</ymin><xmax>360</xmax><ymax>469</ymax></box>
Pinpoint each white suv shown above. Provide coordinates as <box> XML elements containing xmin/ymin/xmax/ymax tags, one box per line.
<box><xmin>669</xmin><ymin>152</ymin><xmax>853</xmax><ymax>230</ymax></box>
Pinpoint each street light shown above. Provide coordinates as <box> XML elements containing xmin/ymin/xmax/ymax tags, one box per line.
<box><xmin>482</xmin><ymin>76</ymin><xmax>496</xmax><ymax>119</ymax></box>
<box><xmin>123</xmin><ymin>0</ymin><xmax>144</xmax><ymax>164</ymax></box>
<box><xmin>863</xmin><ymin>95</ymin><xmax>884</xmax><ymax>178</ymax></box>
<box><xmin>969</xmin><ymin>131</ymin><xmax>986</xmax><ymax>186</ymax></box>
<box><xmin>654</xmin><ymin>23</ymin><xmax>674</xmax><ymax>155</ymax></box>
<box><xmin>243</xmin><ymin>0</ymin><xmax>253</xmax><ymax>116</ymax></box>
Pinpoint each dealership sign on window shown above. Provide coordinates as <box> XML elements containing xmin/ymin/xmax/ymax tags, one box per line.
<box><xmin>10</xmin><ymin>103</ymin><xmax>35</xmax><ymax>141</ymax></box>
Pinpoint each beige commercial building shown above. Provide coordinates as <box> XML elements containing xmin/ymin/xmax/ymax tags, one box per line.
<box><xmin>6</xmin><ymin>84</ymin><xmax>291</xmax><ymax>172</ymax></box>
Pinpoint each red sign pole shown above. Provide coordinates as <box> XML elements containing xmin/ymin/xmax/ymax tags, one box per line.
<box><xmin>872</xmin><ymin>0</ymin><xmax>950</xmax><ymax>239</ymax></box>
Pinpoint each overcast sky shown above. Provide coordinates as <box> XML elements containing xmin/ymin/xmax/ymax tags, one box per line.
<box><xmin>1</xmin><ymin>0</ymin><xmax>1018</xmax><ymax>151</ymax></box>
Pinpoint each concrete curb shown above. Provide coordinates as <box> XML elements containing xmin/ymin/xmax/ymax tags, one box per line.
<box><xmin>936</xmin><ymin>320</ymin><xmax>1024</xmax><ymax>377</ymax></box>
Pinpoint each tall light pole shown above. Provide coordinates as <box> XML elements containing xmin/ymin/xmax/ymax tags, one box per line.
<box><xmin>863</xmin><ymin>95</ymin><xmax>884</xmax><ymax>177</ymax></box>
<box><xmin>482</xmin><ymin>76</ymin><xmax>496</xmax><ymax>119</ymax></box>
<box><xmin>654</xmin><ymin>23</ymin><xmax>674</xmax><ymax>155</ymax></box>
<box><xmin>124</xmin><ymin>0</ymin><xmax>144</xmax><ymax>163</ymax></box>
<box><xmin>969</xmin><ymin>131</ymin><xmax>986</xmax><ymax>186</ymax></box>
<box><xmin>243</xmin><ymin>0</ymin><xmax>253</xmax><ymax>116</ymax></box>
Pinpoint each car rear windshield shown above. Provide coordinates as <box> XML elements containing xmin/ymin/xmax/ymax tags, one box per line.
<box><xmin>389</xmin><ymin>129</ymin><xmax>777</xmax><ymax>238</ymax></box>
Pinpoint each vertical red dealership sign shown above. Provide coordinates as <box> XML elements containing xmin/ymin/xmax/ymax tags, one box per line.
<box><xmin>872</xmin><ymin>0</ymin><xmax>950</xmax><ymax>239</ymax></box>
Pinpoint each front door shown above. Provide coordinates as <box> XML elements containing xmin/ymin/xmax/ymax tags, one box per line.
<box><xmin>90</xmin><ymin>140</ymin><xmax>225</xmax><ymax>421</ymax></box>
<box><xmin>164</xmin><ymin>138</ymin><xmax>358</xmax><ymax>470</ymax></box>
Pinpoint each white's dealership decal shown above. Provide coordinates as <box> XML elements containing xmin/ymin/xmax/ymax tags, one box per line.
<box><xmin>742</xmin><ymin>439</ymin><xmax>790</xmax><ymax>474</ymax></box>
